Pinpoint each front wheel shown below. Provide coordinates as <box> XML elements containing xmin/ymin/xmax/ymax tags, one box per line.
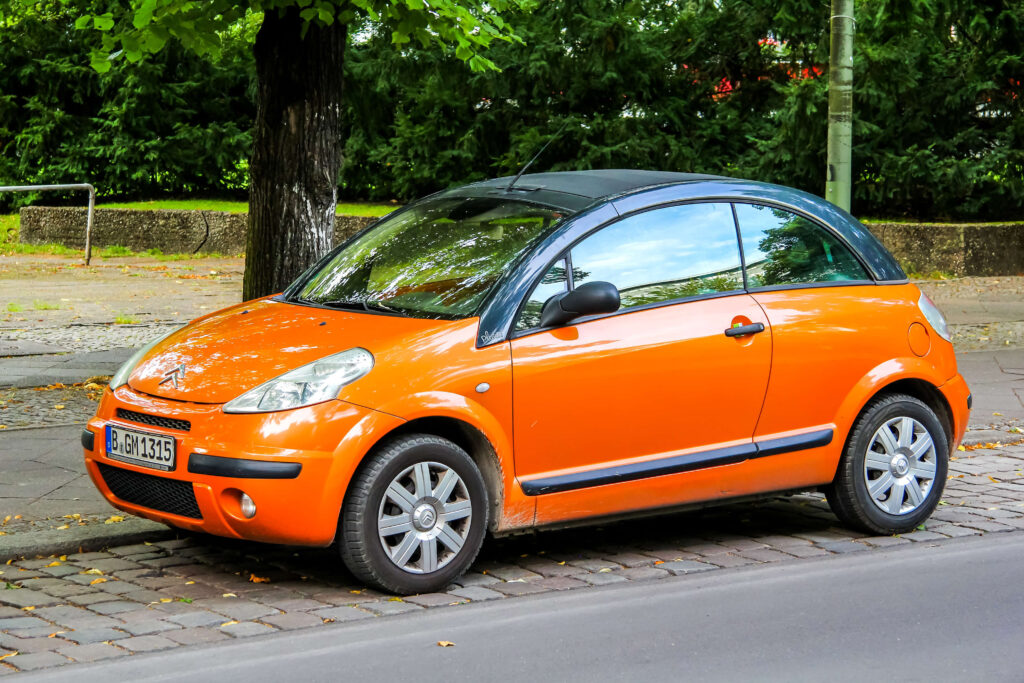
<box><xmin>826</xmin><ymin>393</ymin><xmax>949</xmax><ymax>535</ymax></box>
<box><xmin>339</xmin><ymin>434</ymin><xmax>488</xmax><ymax>594</ymax></box>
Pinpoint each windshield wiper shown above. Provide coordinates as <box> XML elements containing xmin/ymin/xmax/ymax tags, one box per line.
<box><xmin>318</xmin><ymin>299</ymin><xmax>409</xmax><ymax>317</ymax></box>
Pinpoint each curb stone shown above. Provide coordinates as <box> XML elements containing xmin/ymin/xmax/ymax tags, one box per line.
<box><xmin>0</xmin><ymin>518</ymin><xmax>173</xmax><ymax>562</ymax></box>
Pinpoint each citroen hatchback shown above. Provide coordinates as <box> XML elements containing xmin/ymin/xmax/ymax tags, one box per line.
<box><xmin>83</xmin><ymin>171</ymin><xmax>970</xmax><ymax>594</ymax></box>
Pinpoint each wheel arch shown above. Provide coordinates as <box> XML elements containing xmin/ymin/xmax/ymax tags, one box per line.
<box><xmin>346</xmin><ymin>416</ymin><xmax>506</xmax><ymax>534</ymax></box>
<box><xmin>857</xmin><ymin>378</ymin><xmax>954</xmax><ymax>451</ymax></box>
<box><xmin>829</xmin><ymin>365</ymin><xmax>956</xmax><ymax>486</ymax></box>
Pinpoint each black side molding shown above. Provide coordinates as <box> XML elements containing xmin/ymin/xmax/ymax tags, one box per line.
<box><xmin>521</xmin><ymin>429</ymin><xmax>833</xmax><ymax>496</ymax></box>
<box><xmin>188</xmin><ymin>453</ymin><xmax>302</xmax><ymax>479</ymax></box>
<box><xmin>967</xmin><ymin>394</ymin><xmax>973</xmax><ymax>410</ymax></box>
<box><xmin>81</xmin><ymin>429</ymin><xmax>95</xmax><ymax>452</ymax></box>
<box><xmin>753</xmin><ymin>429</ymin><xmax>833</xmax><ymax>458</ymax></box>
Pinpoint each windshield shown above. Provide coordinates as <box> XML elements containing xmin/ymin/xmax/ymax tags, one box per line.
<box><xmin>292</xmin><ymin>196</ymin><xmax>567</xmax><ymax>318</ymax></box>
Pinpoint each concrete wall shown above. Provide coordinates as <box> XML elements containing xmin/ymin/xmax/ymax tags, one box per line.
<box><xmin>865</xmin><ymin>222</ymin><xmax>1024</xmax><ymax>277</ymax></box>
<box><xmin>18</xmin><ymin>207</ymin><xmax>377</xmax><ymax>254</ymax></box>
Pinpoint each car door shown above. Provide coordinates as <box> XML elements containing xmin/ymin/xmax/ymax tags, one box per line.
<box><xmin>509</xmin><ymin>202</ymin><xmax>773</xmax><ymax>525</ymax></box>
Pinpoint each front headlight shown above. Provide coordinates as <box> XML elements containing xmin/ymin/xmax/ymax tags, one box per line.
<box><xmin>110</xmin><ymin>327</ymin><xmax>182</xmax><ymax>390</ymax></box>
<box><xmin>223</xmin><ymin>347</ymin><xmax>374</xmax><ymax>414</ymax></box>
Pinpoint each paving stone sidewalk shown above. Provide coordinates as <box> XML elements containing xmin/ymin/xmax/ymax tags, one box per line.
<box><xmin>0</xmin><ymin>442</ymin><xmax>1021</xmax><ymax>673</ymax></box>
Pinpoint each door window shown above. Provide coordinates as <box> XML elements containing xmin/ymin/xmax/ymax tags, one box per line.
<box><xmin>569</xmin><ymin>202</ymin><xmax>743</xmax><ymax>310</ymax></box>
<box><xmin>734</xmin><ymin>203</ymin><xmax>869</xmax><ymax>287</ymax></box>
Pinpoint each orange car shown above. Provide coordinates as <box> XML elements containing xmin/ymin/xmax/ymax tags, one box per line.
<box><xmin>83</xmin><ymin>171</ymin><xmax>970</xmax><ymax>593</ymax></box>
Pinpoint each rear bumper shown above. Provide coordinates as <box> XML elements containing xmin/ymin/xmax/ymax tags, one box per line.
<box><xmin>938</xmin><ymin>373</ymin><xmax>971</xmax><ymax>449</ymax></box>
<box><xmin>83</xmin><ymin>385</ymin><xmax>401</xmax><ymax>546</ymax></box>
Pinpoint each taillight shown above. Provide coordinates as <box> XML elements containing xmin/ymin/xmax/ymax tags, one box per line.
<box><xmin>917</xmin><ymin>291</ymin><xmax>951</xmax><ymax>342</ymax></box>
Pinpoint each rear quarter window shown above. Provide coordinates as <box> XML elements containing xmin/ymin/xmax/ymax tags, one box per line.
<box><xmin>734</xmin><ymin>203</ymin><xmax>869</xmax><ymax>287</ymax></box>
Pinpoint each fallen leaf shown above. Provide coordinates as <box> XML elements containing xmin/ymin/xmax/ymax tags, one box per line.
<box><xmin>1</xmin><ymin>516</ymin><xmax>9</xmax><ymax>525</ymax></box>
<box><xmin>104</xmin><ymin>515</ymin><xmax>125</xmax><ymax>524</ymax></box>
<box><xmin>348</xmin><ymin>590</ymin><xmax>362</xmax><ymax>595</ymax></box>
<box><xmin>56</xmin><ymin>525</ymin><xmax>69</xmax><ymax>530</ymax></box>
<box><xmin>84</xmin><ymin>568</ymin><xmax>104</xmax><ymax>575</ymax></box>
<box><xmin>437</xmin><ymin>641</ymin><xmax>455</xmax><ymax>648</ymax></box>
<box><xmin>957</xmin><ymin>445</ymin><xmax>966</xmax><ymax>451</ymax></box>
<box><xmin>185</xmin><ymin>581</ymin><xmax>195</xmax><ymax>585</ymax></box>
<box><xmin>22</xmin><ymin>606</ymin><xmax>34</xmax><ymax>611</ymax></box>
<box><xmin>654</xmin><ymin>560</ymin><xmax>665</xmax><ymax>565</ymax></box>
<box><xmin>388</xmin><ymin>597</ymin><xmax>404</xmax><ymax>602</ymax></box>
<box><xmin>0</xmin><ymin>652</ymin><xmax>17</xmax><ymax>661</ymax></box>
<box><xmin>89</xmin><ymin>577</ymin><xmax>107</xmax><ymax>585</ymax></box>
<box><xmin>989</xmin><ymin>476</ymin><xmax>1001</xmax><ymax>483</ymax></box>
<box><xmin>59</xmin><ymin>555</ymin><xmax>66</xmax><ymax>561</ymax></box>
<box><xmin>45</xmin><ymin>561</ymin><xmax>60</xmax><ymax>568</ymax></box>
<box><xmin>248</xmin><ymin>574</ymin><xmax>270</xmax><ymax>584</ymax></box>
<box><xmin>598</xmin><ymin>568</ymin><xmax>613</xmax><ymax>573</ymax></box>
<box><xmin>53</xmin><ymin>404</ymin><xmax>65</xmax><ymax>410</ymax></box>
<box><xmin>222</xmin><ymin>593</ymin><xmax>237</xmax><ymax>598</ymax></box>
<box><xmin>322</xmin><ymin>618</ymin><xmax>336</xmax><ymax>624</ymax></box>
<box><xmin>178</xmin><ymin>598</ymin><xmax>192</xmax><ymax>603</ymax></box>
<box><xmin>221</xmin><ymin>620</ymin><xmax>239</xmax><ymax>627</ymax></box>
<box><xmin>159</xmin><ymin>598</ymin><xmax>172</xmax><ymax>603</ymax></box>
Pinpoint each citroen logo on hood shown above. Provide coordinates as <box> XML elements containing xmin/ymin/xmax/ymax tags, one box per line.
<box><xmin>159</xmin><ymin>363</ymin><xmax>187</xmax><ymax>389</ymax></box>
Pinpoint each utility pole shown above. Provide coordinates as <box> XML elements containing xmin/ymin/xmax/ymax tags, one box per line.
<box><xmin>826</xmin><ymin>0</ymin><xmax>854</xmax><ymax>212</ymax></box>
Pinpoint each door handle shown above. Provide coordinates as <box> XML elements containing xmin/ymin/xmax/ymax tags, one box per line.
<box><xmin>724</xmin><ymin>322</ymin><xmax>765</xmax><ymax>337</ymax></box>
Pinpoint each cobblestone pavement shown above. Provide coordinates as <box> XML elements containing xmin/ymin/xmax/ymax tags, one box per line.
<box><xmin>0</xmin><ymin>443</ymin><xmax>1021</xmax><ymax>673</ymax></box>
<box><xmin>1</xmin><ymin>384</ymin><xmax>106</xmax><ymax>430</ymax></box>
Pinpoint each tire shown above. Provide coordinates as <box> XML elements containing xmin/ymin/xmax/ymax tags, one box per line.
<box><xmin>825</xmin><ymin>393</ymin><xmax>948</xmax><ymax>535</ymax></box>
<box><xmin>339</xmin><ymin>434</ymin><xmax>488</xmax><ymax>594</ymax></box>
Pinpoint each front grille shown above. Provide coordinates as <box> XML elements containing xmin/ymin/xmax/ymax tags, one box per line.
<box><xmin>116</xmin><ymin>408</ymin><xmax>191</xmax><ymax>432</ymax></box>
<box><xmin>98</xmin><ymin>463</ymin><xmax>202</xmax><ymax>519</ymax></box>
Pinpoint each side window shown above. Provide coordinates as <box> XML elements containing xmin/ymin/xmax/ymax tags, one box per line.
<box><xmin>514</xmin><ymin>259</ymin><xmax>569</xmax><ymax>331</ymax></box>
<box><xmin>571</xmin><ymin>203</ymin><xmax>742</xmax><ymax>310</ymax></box>
<box><xmin>734</xmin><ymin>203</ymin><xmax>869</xmax><ymax>287</ymax></box>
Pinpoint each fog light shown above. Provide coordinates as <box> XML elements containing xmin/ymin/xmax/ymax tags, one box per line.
<box><xmin>239</xmin><ymin>493</ymin><xmax>257</xmax><ymax>519</ymax></box>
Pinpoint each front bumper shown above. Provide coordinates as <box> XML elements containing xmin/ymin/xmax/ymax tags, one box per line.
<box><xmin>83</xmin><ymin>385</ymin><xmax>400</xmax><ymax>546</ymax></box>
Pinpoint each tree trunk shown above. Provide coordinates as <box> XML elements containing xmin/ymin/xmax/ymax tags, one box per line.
<box><xmin>244</xmin><ymin>8</ymin><xmax>347</xmax><ymax>300</ymax></box>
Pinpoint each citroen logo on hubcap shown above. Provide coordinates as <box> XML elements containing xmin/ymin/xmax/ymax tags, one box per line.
<box><xmin>892</xmin><ymin>455</ymin><xmax>910</xmax><ymax>477</ymax></box>
<box><xmin>159</xmin><ymin>364</ymin><xmax>187</xmax><ymax>389</ymax></box>
<box><xmin>413</xmin><ymin>504</ymin><xmax>437</xmax><ymax>531</ymax></box>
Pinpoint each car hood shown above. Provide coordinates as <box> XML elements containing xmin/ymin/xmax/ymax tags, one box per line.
<box><xmin>129</xmin><ymin>298</ymin><xmax>453</xmax><ymax>404</ymax></box>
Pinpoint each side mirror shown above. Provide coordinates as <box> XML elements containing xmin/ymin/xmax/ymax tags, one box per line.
<box><xmin>540</xmin><ymin>281</ymin><xmax>621</xmax><ymax>328</ymax></box>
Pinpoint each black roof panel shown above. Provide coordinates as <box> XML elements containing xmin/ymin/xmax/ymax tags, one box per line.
<box><xmin>467</xmin><ymin>169</ymin><xmax>725</xmax><ymax>199</ymax></box>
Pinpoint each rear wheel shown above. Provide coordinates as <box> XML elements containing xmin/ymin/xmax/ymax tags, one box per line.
<box><xmin>339</xmin><ymin>434</ymin><xmax>488</xmax><ymax>594</ymax></box>
<box><xmin>826</xmin><ymin>393</ymin><xmax>948</xmax><ymax>535</ymax></box>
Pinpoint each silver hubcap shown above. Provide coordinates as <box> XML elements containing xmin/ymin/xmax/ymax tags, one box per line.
<box><xmin>864</xmin><ymin>416</ymin><xmax>937</xmax><ymax>516</ymax></box>
<box><xmin>377</xmin><ymin>461</ymin><xmax>472</xmax><ymax>574</ymax></box>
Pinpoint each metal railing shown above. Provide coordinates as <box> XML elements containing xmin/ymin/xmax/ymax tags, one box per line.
<box><xmin>0</xmin><ymin>183</ymin><xmax>96</xmax><ymax>264</ymax></box>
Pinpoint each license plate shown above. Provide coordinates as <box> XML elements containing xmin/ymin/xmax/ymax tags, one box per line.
<box><xmin>105</xmin><ymin>424</ymin><xmax>176</xmax><ymax>471</ymax></box>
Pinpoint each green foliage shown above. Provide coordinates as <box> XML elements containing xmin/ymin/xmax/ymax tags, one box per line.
<box><xmin>0</xmin><ymin>215</ymin><xmax>18</xmax><ymax>243</ymax></box>
<box><xmin>0</xmin><ymin>0</ymin><xmax>254</xmax><ymax>211</ymax></box>
<box><xmin>2</xmin><ymin>0</ymin><xmax>1020</xmax><ymax>220</ymax></box>
<box><xmin>60</xmin><ymin>0</ymin><xmax>528</xmax><ymax>73</ymax></box>
<box><xmin>339</xmin><ymin>0</ymin><xmax>1023</xmax><ymax>219</ymax></box>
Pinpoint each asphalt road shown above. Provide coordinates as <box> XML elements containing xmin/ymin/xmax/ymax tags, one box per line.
<box><xmin>22</xmin><ymin>531</ymin><xmax>1024</xmax><ymax>683</ymax></box>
